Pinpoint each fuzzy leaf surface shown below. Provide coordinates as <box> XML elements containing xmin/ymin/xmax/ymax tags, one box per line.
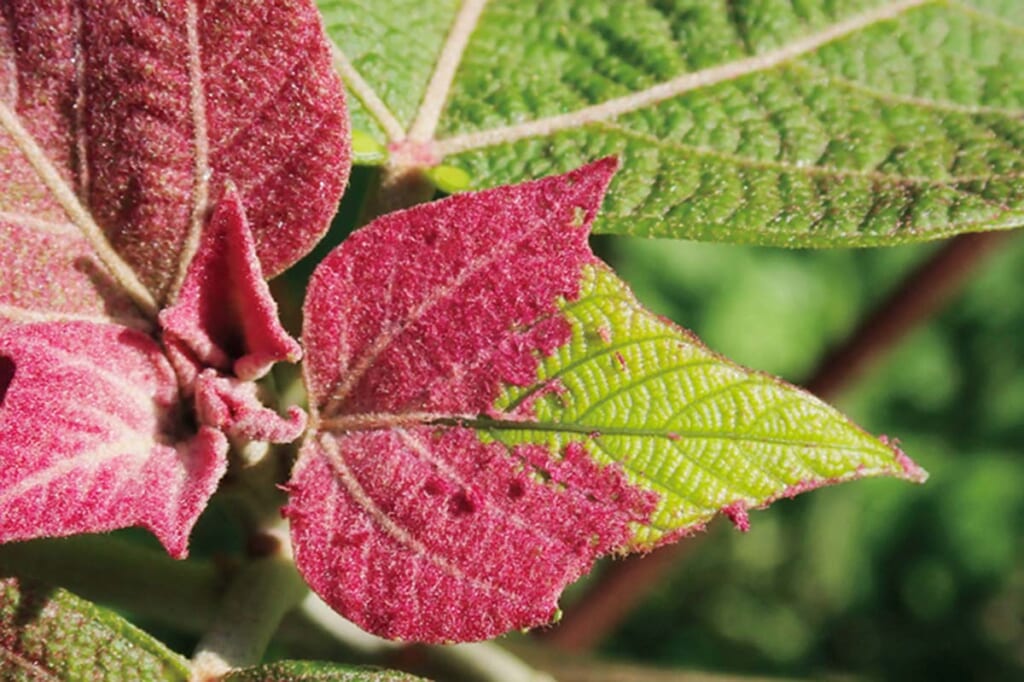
<box><xmin>325</xmin><ymin>0</ymin><xmax>1024</xmax><ymax>245</ymax></box>
<box><xmin>225</xmin><ymin>661</ymin><xmax>427</xmax><ymax>682</ymax></box>
<box><xmin>291</xmin><ymin>159</ymin><xmax>923</xmax><ymax>643</ymax></box>
<box><xmin>0</xmin><ymin>576</ymin><xmax>190</xmax><ymax>681</ymax></box>
<box><xmin>0</xmin><ymin>0</ymin><xmax>347</xmax><ymax>553</ymax></box>
<box><xmin>0</xmin><ymin>0</ymin><xmax>350</xmax><ymax>306</ymax></box>
<box><xmin>0</xmin><ymin>322</ymin><xmax>227</xmax><ymax>557</ymax></box>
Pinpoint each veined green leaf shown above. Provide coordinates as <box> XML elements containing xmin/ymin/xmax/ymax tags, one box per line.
<box><xmin>321</xmin><ymin>0</ymin><xmax>1024</xmax><ymax>246</ymax></box>
<box><xmin>0</xmin><ymin>577</ymin><xmax>189</xmax><ymax>681</ymax></box>
<box><xmin>225</xmin><ymin>661</ymin><xmax>426</xmax><ymax>681</ymax></box>
<box><xmin>489</xmin><ymin>263</ymin><xmax>926</xmax><ymax>547</ymax></box>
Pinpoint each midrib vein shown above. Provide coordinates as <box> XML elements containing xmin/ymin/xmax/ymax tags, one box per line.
<box><xmin>408</xmin><ymin>0</ymin><xmax>488</xmax><ymax>142</ymax></box>
<box><xmin>167</xmin><ymin>0</ymin><xmax>210</xmax><ymax>304</ymax></box>
<box><xmin>0</xmin><ymin>103</ymin><xmax>158</xmax><ymax>319</ymax></box>
<box><xmin>433</xmin><ymin>0</ymin><xmax>931</xmax><ymax>156</ymax></box>
<box><xmin>318</xmin><ymin>412</ymin><xmax>887</xmax><ymax>455</ymax></box>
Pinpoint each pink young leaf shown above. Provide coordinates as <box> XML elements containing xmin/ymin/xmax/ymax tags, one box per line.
<box><xmin>0</xmin><ymin>0</ymin><xmax>350</xmax><ymax>304</ymax></box>
<box><xmin>0</xmin><ymin>322</ymin><xmax>227</xmax><ymax>558</ymax></box>
<box><xmin>288</xmin><ymin>158</ymin><xmax>656</xmax><ymax>642</ymax></box>
<box><xmin>0</xmin><ymin>1</ymin><xmax>348</xmax><ymax>554</ymax></box>
<box><xmin>160</xmin><ymin>188</ymin><xmax>302</xmax><ymax>383</ymax></box>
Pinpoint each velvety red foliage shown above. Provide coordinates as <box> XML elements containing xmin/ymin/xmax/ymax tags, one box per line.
<box><xmin>289</xmin><ymin>159</ymin><xmax>660</xmax><ymax>642</ymax></box>
<box><xmin>0</xmin><ymin>0</ymin><xmax>348</xmax><ymax>554</ymax></box>
<box><xmin>0</xmin><ymin>322</ymin><xmax>227</xmax><ymax>558</ymax></box>
<box><xmin>1</xmin><ymin>0</ymin><xmax>348</xmax><ymax>299</ymax></box>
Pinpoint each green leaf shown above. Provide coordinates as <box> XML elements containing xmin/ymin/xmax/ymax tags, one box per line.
<box><xmin>487</xmin><ymin>264</ymin><xmax>925</xmax><ymax>546</ymax></box>
<box><xmin>225</xmin><ymin>661</ymin><xmax>427</xmax><ymax>681</ymax></box>
<box><xmin>0</xmin><ymin>577</ymin><xmax>189</xmax><ymax>681</ymax></box>
<box><xmin>322</xmin><ymin>0</ymin><xmax>1024</xmax><ymax>246</ymax></box>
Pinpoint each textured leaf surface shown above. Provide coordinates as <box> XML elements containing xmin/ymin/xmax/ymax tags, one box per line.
<box><xmin>159</xmin><ymin>189</ymin><xmax>301</xmax><ymax>383</ymax></box>
<box><xmin>0</xmin><ymin>576</ymin><xmax>189</xmax><ymax>681</ymax></box>
<box><xmin>0</xmin><ymin>0</ymin><xmax>345</xmax><ymax>554</ymax></box>
<box><xmin>0</xmin><ymin>322</ymin><xmax>227</xmax><ymax>558</ymax></box>
<box><xmin>0</xmin><ymin>0</ymin><xmax>350</xmax><ymax>305</ymax></box>
<box><xmin>325</xmin><ymin>0</ymin><xmax>1024</xmax><ymax>245</ymax></box>
<box><xmin>226</xmin><ymin>661</ymin><xmax>426</xmax><ymax>682</ymax></box>
<box><xmin>290</xmin><ymin>160</ymin><xmax>922</xmax><ymax>643</ymax></box>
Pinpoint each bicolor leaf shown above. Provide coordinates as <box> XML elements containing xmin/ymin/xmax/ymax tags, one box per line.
<box><xmin>289</xmin><ymin>159</ymin><xmax>924</xmax><ymax>643</ymax></box>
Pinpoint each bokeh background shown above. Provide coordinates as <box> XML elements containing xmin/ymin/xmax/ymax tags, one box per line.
<box><xmin>587</xmin><ymin>229</ymin><xmax>1024</xmax><ymax>681</ymax></box>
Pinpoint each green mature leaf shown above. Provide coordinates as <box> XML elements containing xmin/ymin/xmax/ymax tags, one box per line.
<box><xmin>322</xmin><ymin>0</ymin><xmax>1024</xmax><ymax>246</ymax></box>
<box><xmin>225</xmin><ymin>661</ymin><xmax>427</xmax><ymax>681</ymax></box>
<box><xmin>484</xmin><ymin>264</ymin><xmax>925</xmax><ymax>546</ymax></box>
<box><xmin>0</xmin><ymin>577</ymin><xmax>189</xmax><ymax>681</ymax></box>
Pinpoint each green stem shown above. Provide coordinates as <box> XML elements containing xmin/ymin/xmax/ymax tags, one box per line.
<box><xmin>191</xmin><ymin>552</ymin><xmax>308</xmax><ymax>679</ymax></box>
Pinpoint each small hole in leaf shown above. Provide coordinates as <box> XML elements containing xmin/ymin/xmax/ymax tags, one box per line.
<box><xmin>0</xmin><ymin>355</ymin><xmax>14</xmax><ymax>407</ymax></box>
<box><xmin>448</xmin><ymin>490</ymin><xmax>477</xmax><ymax>517</ymax></box>
<box><xmin>507</xmin><ymin>480</ymin><xmax>525</xmax><ymax>500</ymax></box>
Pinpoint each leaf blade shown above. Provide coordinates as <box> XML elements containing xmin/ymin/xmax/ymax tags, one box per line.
<box><xmin>0</xmin><ymin>577</ymin><xmax>190</xmax><ymax>681</ymax></box>
<box><xmin>292</xmin><ymin>160</ymin><xmax>922</xmax><ymax>642</ymax></box>
<box><xmin>225</xmin><ymin>661</ymin><xmax>425</xmax><ymax>681</ymax></box>
<box><xmin>0</xmin><ymin>321</ymin><xmax>227</xmax><ymax>557</ymax></box>
<box><xmin>0</xmin><ymin>0</ymin><xmax>350</xmax><ymax>307</ymax></box>
<box><xmin>328</xmin><ymin>0</ymin><xmax>1024</xmax><ymax>244</ymax></box>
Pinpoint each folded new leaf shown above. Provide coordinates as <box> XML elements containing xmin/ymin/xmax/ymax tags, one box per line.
<box><xmin>290</xmin><ymin>158</ymin><xmax>926</xmax><ymax>643</ymax></box>
<box><xmin>0</xmin><ymin>0</ymin><xmax>349</xmax><ymax>555</ymax></box>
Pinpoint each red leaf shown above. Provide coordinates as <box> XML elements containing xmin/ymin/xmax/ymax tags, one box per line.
<box><xmin>0</xmin><ymin>0</ymin><xmax>349</xmax><ymax>303</ymax></box>
<box><xmin>0</xmin><ymin>0</ymin><xmax>346</xmax><ymax>553</ymax></box>
<box><xmin>160</xmin><ymin>188</ymin><xmax>301</xmax><ymax>383</ymax></box>
<box><xmin>0</xmin><ymin>322</ymin><xmax>227</xmax><ymax>557</ymax></box>
<box><xmin>289</xmin><ymin>159</ymin><xmax>658</xmax><ymax>641</ymax></box>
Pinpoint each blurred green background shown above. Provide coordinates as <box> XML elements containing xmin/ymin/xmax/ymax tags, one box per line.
<box><xmin>595</xmin><ymin>231</ymin><xmax>1024</xmax><ymax>681</ymax></box>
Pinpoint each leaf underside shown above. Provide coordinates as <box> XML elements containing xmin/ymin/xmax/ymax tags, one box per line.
<box><xmin>225</xmin><ymin>661</ymin><xmax>426</xmax><ymax>682</ymax></box>
<box><xmin>0</xmin><ymin>576</ymin><xmax>190</xmax><ymax>681</ymax></box>
<box><xmin>325</xmin><ymin>0</ymin><xmax>1024</xmax><ymax>245</ymax></box>
<box><xmin>290</xmin><ymin>160</ymin><xmax>923</xmax><ymax>643</ymax></box>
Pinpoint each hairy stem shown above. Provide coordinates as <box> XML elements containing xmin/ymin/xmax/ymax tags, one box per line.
<box><xmin>359</xmin><ymin>163</ymin><xmax>437</xmax><ymax>224</ymax></box>
<box><xmin>191</xmin><ymin>552</ymin><xmax>309</xmax><ymax>679</ymax></box>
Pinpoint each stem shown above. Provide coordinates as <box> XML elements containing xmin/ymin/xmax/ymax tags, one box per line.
<box><xmin>423</xmin><ymin>643</ymin><xmax>557</xmax><ymax>682</ymax></box>
<box><xmin>191</xmin><ymin>553</ymin><xmax>308</xmax><ymax>680</ymax></box>
<box><xmin>359</xmin><ymin>162</ymin><xmax>437</xmax><ymax>224</ymax></box>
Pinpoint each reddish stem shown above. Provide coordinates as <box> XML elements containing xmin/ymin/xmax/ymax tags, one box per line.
<box><xmin>807</xmin><ymin>231</ymin><xmax>1014</xmax><ymax>400</ymax></box>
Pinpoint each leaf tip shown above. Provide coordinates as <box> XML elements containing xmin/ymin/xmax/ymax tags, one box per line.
<box><xmin>879</xmin><ymin>435</ymin><xmax>928</xmax><ymax>484</ymax></box>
